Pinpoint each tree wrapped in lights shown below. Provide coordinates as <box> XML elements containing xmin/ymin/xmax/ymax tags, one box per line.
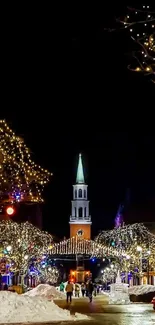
<box><xmin>101</xmin><ymin>264</ymin><xmax>119</xmax><ymax>284</ymax></box>
<box><xmin>118</xmin><ymin>5</ymin><xmax>155</xmax><ymax>83</ymax></box>
<box><xmin>0</xmin><ymin>220</ymin><xmax>53</xmax><ymax>278</ymax></box>
<box><xmin>0</xmin><ymin>120</ymin><xmax>52</xmax><ymax>207</ymax></box>
<box><xmin>96</xmin><ymin>223</ymin><xmax>155</xmax><ymax>277</ymax></box>
<box><xmin>36</xmin><ymin>265</ymin><xmax>59</xmax><ymax>284</ymax></box>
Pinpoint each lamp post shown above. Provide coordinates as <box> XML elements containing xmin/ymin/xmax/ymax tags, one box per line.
<box><xmin>137</xmin><ymin>246</ymin><xmax>142</xmax><ymax>285</ymax></box>
<box><xmin>147</xmin><ymin>250</ymin><xmax>151</xmax><ymax>285</ymax></box>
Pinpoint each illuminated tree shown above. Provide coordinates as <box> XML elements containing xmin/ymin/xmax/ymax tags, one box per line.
<box><xmin>36</xmin><ymin>265</ymin><xmax>59</xmax><ymax>284</ymax></box>
<box><xmin>118</xmin><ymin>5</ymin><xmax>155</xmax><ymax>83</ymax></box>
<box><xmin>101</xmin><ymin>264</ymin><xmax>119</xmax><ymax>284</ymax></box>
<box><xmin>95</xmin><ymin>223</ymin><xmax>155</xmax><ymax>278</ymax></box>
<box><xmin>0</xmin><ymin>220</ymin><xmax>53</xmax><ymax>279</ymax></box>
<box><xmin>0</xmin><ymin>120</ymin><xmax>52</xmax><ymax>210</ymax></box>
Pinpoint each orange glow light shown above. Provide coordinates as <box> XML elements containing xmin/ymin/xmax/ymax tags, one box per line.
<box><xmin>6</xmin><ymin>206</ymin><xmax>14</xmax><ymax>215</ymax></box>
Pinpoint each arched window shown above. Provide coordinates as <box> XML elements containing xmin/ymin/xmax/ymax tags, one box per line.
<box><xmin>79</xmin><ymin>207</ymin><xmax>83</xmax><ymax>218</ymax></box>
<box><xmin>75</xmin><ymin>189</ymin><xmax>77</xmax><ymax>198</ymax></box>
<box><xmin>78</xmin><ymin>189</ymin><xmax>82</xmax><ymax>198</ymax></box>
<box><xmin>84</xmin><ymin>189</ymin><xmax>86</xmax><ymax>198</ymax></box>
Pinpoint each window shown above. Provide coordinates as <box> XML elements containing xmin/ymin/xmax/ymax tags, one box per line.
<box><xmin>79</xmin><ymin>207</ymin><xmax>83</xmax><ymax>218</ymax></box>
<box><xmin>74</xmin><ymin>207</ymin><xmax>76</xmax><ymax>217</ymax></box>
<box><xmin>84</xmin><ymin>189</ymin><xmax>86</xmax><ymax>198</ymax></box>
<box><xmin>78</xmin><ymin>189</ymin><xmax>82</xmax><ymax>198</ymax></box>
<box><xmin>75</xmin><ymin>189</ymin><xmax>77</xmax><ymax>198</ymax></box>
<box><xmin>85</xmin><ymin>207</ymin><xmax>87</xmax><ymax>217</ymax></box>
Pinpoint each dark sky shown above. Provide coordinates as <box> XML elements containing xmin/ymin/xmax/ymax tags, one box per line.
<box><xmin>1</xmin><ymin>4</ymin><xmax>154</xmax><ymax>238</ymax></box>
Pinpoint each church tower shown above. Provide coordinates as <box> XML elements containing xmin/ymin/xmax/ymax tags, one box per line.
<box><xmin>69</xmin><ymin>154</ymin><xmax>92</xmax><ymax>240</ymax></box>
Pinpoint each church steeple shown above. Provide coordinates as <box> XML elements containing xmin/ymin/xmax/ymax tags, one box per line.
<box><xmin>76</xmin><ymin>153</ymin><xmax>85</xmax><ymax>184</ymax></box>
<box><xmin>69</xmin><ymin>154</ymin><xmax>91</xmax><ymax>240</ymax></box>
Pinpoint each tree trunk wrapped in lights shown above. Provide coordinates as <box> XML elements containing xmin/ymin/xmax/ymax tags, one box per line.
<box><xmin>0</xmin><ymin>120</ymin><xmax>52</xmax><ymax>209</ymax></box>
<box><xmin>0</xmin><ymin>220</ymin><xmax>53</xmax><ymax>280</ymax></box>
<box><xmin>118</xmin><ymin>5</ymin><xmax>155</xmax><ymax>83</ymax></box>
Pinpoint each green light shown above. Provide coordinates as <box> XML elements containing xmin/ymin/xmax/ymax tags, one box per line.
<box><xmin>76</xmin><ymin>153</ymin><xmax>85</xmax><ymax>184</ymax></box>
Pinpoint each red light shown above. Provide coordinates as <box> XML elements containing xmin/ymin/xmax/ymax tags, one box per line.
<box><xmin>6</xmin><ymin>206</ymin><xmax>14</xmax><ymax>215</ymax></box>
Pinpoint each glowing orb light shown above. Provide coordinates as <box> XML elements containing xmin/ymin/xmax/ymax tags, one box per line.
<box><xmin>6</xmin><ymin>206</ymin><xmax>14</xmax><ymax>215</ymax></box>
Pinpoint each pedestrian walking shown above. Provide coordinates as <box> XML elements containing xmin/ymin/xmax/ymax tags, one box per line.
<box><xmin>81</xmin><ymin>283</ymin><xmax>86</xmax><ymax>297</ymax></box>
<box><xmin>60</xmin><ymin>282</ymin><xmax>64</xmax><ymax>292</ymax></box>
<box><xmin>0</xmin><ymin>273</ymin><xmax>2</xmax><ymax>291</ymax></box>
<box><xmin>87</xmin><ymin>280</ymin><xmax>94</xmax><ymax>303</ymax></box>
<box><xmin>97</xmin><ymin>285</ymin><xmax>100</xmax><ymax>294</ymax></box>
<box><xmin>65</xmin><ymin>281</ymin><xmax>73</xmax><ymax>303</ymax></box>
<box><xmin>93</xmin><ymin>283</ymin><xmax>97</xmax><ymax>296</ymax></box>
<box><xmin>75</xmin><ymin>283</ymin><xmax>80</xmax><ymax>297</ymax></box>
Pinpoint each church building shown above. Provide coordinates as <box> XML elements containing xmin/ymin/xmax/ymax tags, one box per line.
<box><xmin>69</xmin><ymin>153</ymin><xmax>92</xmax><ymax>240</ymax></box>
<box><xmin>69</xmin><ymin>154</ymin><xmax>92</xmax><ymax>282</ymax></box>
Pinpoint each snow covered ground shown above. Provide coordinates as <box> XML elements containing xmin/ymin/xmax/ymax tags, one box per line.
<box><xmin>129</xmin><ymin>285</ymin><xmax>155</xmax><ymax>296</ymax></box>
<box><xmin>0</xmin><ymin>291</ymin><xmax>89</xmax><ymax>323</ymax></box>
<box><xmin>24</xmin><ymin>283</ymin><xmax>65</xmax><ymax>299</ymax></box>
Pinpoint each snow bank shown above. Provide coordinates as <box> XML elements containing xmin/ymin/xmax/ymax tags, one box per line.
<box><xmin>129</xmin><ymin>285</ymin><xmax>155</xmax><ymax>296</ymax></box>
<box><xmin>0</xmin><ymin>291</ymin><xmax>88</xmax><ymax>323</ymax></box>
<box><xmin>24</xmin><ymin>284</ymin><xmax>65</xmax><ymax>300</ymax></box>
<box><xmin>109</xmin><ymin>292</ymin><xmax>130</xmax><ymax>305</ymax></box>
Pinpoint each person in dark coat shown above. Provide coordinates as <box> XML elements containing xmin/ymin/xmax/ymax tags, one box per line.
<box><xmin>3</xmin><ymin>283</ymin><xmax>8</xmax><ymax>290</ymax></box>
<box><xmin>0</xmin><ymin>273</ymin><xmax>2</xmax><ymax>291</ymax></box>
<box><xmin>87</xmin><ymin>281</ymin><xmax>94</xmax><ymax>302</ymax></box>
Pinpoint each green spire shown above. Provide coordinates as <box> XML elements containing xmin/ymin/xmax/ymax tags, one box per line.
<box><xmin>76</xmin><ymin>153</ymin><xmax>85</xmax><ymax>184</ymax></box>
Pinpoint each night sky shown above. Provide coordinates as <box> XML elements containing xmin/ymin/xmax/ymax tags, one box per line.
<box><xmin>1</xmin><ymin>4</ymin><xmax>154</xmax><ymax>238</ymax></box>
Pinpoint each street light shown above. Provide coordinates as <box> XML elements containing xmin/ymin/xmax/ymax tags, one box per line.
<box><xmin>6</xmin><ymin>206</ymin><xmax>15</xmax><ymax>216</ymax></box>
<box><xmin>7</xmin><ymin>245</ymin><xmax>12</xmax><ymax>252</ymax></box>
<box><xmin>137</xmin><ymin>246</ymin><xmax>142</xmax><ymax>284</ymax></box>
<box><xmin>137</xmin><ymin>246</ymin><xmax>142</xmax><ymax>252</ymax></box>
<box><xmin>147</xmin><ymin>250</ymin><xmax>151</xmax><ymax>285</ymax></box>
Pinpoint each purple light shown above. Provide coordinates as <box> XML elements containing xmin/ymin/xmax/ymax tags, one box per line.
<box><xmin>115</xmin><ymin>204</ymin><xmax>124</xmax><ymax>228</ymax></box>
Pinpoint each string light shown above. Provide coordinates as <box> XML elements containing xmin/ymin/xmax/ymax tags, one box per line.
<box><xmin>50</xmin><ymin>237</ymin><xmax>121</xmax><ymax>257</ymax></box>
<box><xmin>0</xmin><ymin>120</ymin><xmax>52</xmax><ymax>206</ymax></box>
<box><xmin>0</xmin><ymin>220</ymin><xmax>53</xmax><ymax>275</ymax></box>
<box><xmin>118</xmin><ymin>5</ymin><xmax>155</xmax><ymax>83</ymax></box>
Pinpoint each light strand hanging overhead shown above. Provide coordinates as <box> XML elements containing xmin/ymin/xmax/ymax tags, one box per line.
<box><xmin>118</xmin><ymin>5</ymin><xmax>155</xmax><ymax>83</ymax></box>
